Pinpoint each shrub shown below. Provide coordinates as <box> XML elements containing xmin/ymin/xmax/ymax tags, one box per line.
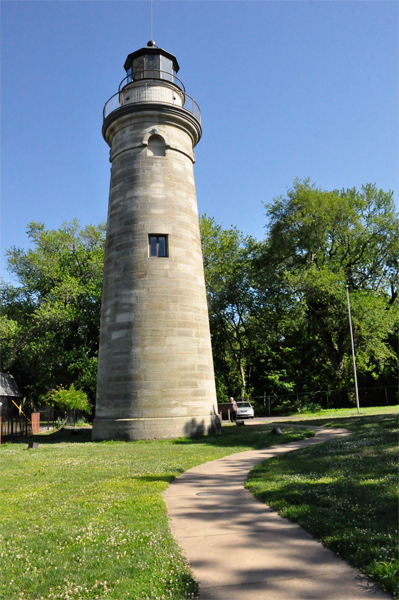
<box><xmin>297</xmin><ymin>402</ymin><xmax>322</xmax><ymax>413</ymax></box>
<box><xmin>54</xmin><ymin>417</ymin><xmax>67</xmax><ymax>429</ymax></box>
<box><xmin>76</xmin><ymin>417</ymin><xmax>91</xmax><ymax>427</ymax></box>
<box><xmin>44</xmin><ymin>385</ymin><xmax>92</xmax><ymax>414</ymax></box>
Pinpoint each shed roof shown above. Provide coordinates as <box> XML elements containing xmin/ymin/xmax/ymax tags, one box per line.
<box><xmin>0</xmin><ymin>372</ymin><xmax>22</xmax><ymax>398</ymax></box>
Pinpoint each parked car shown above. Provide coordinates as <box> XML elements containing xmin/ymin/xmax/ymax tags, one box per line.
<box><xmin>236</xmin><ymin>401</ymin><xmax>255</xmax><ymax>419</ymax></box>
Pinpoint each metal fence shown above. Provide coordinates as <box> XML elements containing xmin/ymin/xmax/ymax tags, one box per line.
<box><xmin>118</xmin><ymin>70</ymin><xmax>186</xmax><ymax>93</ymax></box>
<box><xmin>219</xmin><ymin>385</ymin><xmax>399</xmax><ymax>416</ymax></box>
<box><xmin>36</xmin><ymin>408</ymin><xmax>92</xmax><ymax>430</ymax></box>
<box><xmin>1</xmin><ymin>416</ymin><xmax>32</xmax><ymax>442</ymax></box>
<box><xmin>0</xmin><ymin>408</ymin><xmax>92</xmax><ymax>443</ymax></box>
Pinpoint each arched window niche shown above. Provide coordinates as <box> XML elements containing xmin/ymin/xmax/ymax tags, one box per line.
<box><xmin>147</xmin><ymin>134</ymin><xmax>166</xmax><ymax>157</ymax></box>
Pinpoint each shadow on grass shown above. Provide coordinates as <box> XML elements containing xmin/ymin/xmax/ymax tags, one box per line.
<box><xmin>136</xmin><ymin>472</ymin><xmax>184</xmax><ymax>484</ymax></box>
<box><xmin>5</xmin><ymin>414</ymin><xmax>395</xmax><ymax>449</ymax></box>
<box><xmin>294</xmin><ymin>413</ymin><xmax>398</xmax><ymax>435</ymax></box>
<box><xmin>5</xmin><ymin>428</ymin><xmax>93</xmax><ymax>446</ymax></box>
<box><xmin>5</xmin><ymin>423</ymin><xmax>314</xmax><ymax>449</ymax></box>
<box><xmin>173</xmin><ymin>424</ymin><xmax>315</xmax><ymax>450</ymax></box>
<box><xmin>249</xmin><ymin>467</ymin><xmax>396</xmax><ymax>515</ymax></box>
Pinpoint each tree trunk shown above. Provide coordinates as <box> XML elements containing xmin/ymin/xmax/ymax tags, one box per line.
<box><xmin>320</xmin><ymin>329</ymin><xmax>345</xmax><ymax>377</ymax></box>
<box><xmin>239</xmin><ymin>361</ymin><xmax>246</xmax><ymax>399</ymax></box>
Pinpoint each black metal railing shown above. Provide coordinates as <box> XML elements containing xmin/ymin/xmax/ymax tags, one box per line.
<box><xmin>0</xmin><ymin>408</ymin><xmax>93</xmax><ymax>443</ymax></box>
<box><xmin>1</xmin><ymin>416</ymin><xmax>32</xmax><ymax>441</ymax></box>
<box><xmin>103</xmin><ymin>74</ymin><xmax>200</xmax><ymax>123</ymax></box>
<box><xmin>119</xmin><ymin>70</ymin><xmax>186</xmax><ymax>93</ymax></box>
<box><xmin>36</xmin><ymin>408</ymin><xmax>92</xmax><ymax>429</ymax></box>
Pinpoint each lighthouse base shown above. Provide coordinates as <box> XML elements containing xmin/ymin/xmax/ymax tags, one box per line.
<box><xmin>92</xmin><ymin>414</ymin><xmax>221</xmax><ymax>441</ymax></box>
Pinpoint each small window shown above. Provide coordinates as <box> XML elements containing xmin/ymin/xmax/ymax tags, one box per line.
<box><xmin>147</xmin><ymin>134</ymin><xmax>165</xmax><ymax>157</ymax></box>
<box><xmin>149</xmin><ymin>235</ymin><xmax>168</xmax><ymax>257</ymax></box>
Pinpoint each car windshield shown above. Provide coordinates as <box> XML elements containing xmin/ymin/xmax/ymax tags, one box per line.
<box><xmin>237</xmin><ymin>402</ymin><xmax>251</xmax><ymax>407</ymax></box>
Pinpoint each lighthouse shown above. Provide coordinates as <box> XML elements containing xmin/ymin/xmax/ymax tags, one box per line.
<box><xmin>92</xmin><ymin>41</ymin><xmax>219</xmax><ymax>441</ymax></box>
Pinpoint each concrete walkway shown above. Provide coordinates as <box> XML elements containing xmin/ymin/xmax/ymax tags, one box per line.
<box><xmin>164</xmin><ymin>426</ymin><xmax>390</xmax><ymax>599</ymax></box>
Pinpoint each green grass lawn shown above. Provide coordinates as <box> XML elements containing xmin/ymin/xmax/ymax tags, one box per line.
<box><xmin>246</xmin><ymin>413</ymin><xmax>399</xmax><ymax>598</ymax></box>
<box><xmin>270</xmin><ymin>404</ymin><xmax>399</xmax><ymax>419</ymax></box>
<box><xmin>0</xmin><ymin>424</ymin><xmax>314</xmax><ymax>600</ymax></box>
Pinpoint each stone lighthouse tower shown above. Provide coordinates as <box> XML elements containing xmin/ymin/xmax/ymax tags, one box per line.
<box><xmin>92</xmin><ymin>41</ymin><xmax>219</xmax><ymax>441</ymax></box>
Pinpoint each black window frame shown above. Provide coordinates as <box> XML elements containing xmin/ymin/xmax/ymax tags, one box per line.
<box><xmin>148</xmin><ymin>234</ymin><xmax>168</xmax><ymax>258</ymax></box>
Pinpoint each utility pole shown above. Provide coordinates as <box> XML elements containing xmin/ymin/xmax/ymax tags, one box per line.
<box><xmin>346</xmin><ymin>285</ymin><xmax>360</xmax><ymax>414</ymax></box>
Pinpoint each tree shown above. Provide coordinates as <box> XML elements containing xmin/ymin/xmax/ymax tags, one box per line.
<box><xmin>263</xmin><ymin>180</ymin><xmax>399</xmax><ymax>387</ymax></box>
<box><xmin>200</xmin><ymin>215</ymin><xmax>260</xmax><ymax>399</ymax></box>
<box><xmin>200</xmin><ymin>212</ymin><xmax>339</xmax><ymax>402</ymax></box>
<box><xmin>0</xmin><ymin>220</ymin><xmax>106</xmax><ymax>405</ymax></box>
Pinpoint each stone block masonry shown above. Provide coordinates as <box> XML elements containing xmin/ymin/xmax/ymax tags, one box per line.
<box><xmin>93</xmin><ymin>50</ymin><xmax>219</xmax><ymax>440</ymax></box>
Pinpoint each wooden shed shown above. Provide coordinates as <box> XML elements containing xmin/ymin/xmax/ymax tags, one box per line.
<box><xmin>0</xmin><ymin>372</ymin><xmax>22</xmax><ymax>418</ymax></box>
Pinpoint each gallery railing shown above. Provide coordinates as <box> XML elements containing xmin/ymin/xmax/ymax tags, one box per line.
<box><xmin>103</xmin><ymin>73</ymin><xmax>201</xmax><ymax>123</ymax></box>
<box><xmin>118</xmin><ymin>70</ymin><xmax>186</xmax><ymax>93</ymax></box>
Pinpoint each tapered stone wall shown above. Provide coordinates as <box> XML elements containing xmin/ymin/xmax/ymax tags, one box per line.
<box><xmin>92</xmin><ymin>102</ymin><xmax>219</xmax><ymax>440</ymax></box>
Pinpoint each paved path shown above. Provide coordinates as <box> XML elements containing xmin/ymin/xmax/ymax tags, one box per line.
<box><xmin>164</xmin><ymin>426</ymin><xmax>390</xmax><ymax>599</ymax></box>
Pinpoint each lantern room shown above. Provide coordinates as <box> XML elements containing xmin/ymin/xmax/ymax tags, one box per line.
<box><xmin>123</xmin><ymin>40</ymin><xmax>180</xmax><ymax>84</ymax></box>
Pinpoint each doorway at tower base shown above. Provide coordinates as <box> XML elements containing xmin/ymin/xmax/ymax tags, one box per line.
<box><xmin>92</xmin><ymin>414</ymin><xmax>221</xmax><ymax>441</ymax></box>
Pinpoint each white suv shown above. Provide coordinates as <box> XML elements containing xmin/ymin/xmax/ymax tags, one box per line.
<box><xmin>236</xmin><ymin>401</ymin><xmax>255</xmax><ymax>419</ymax></box>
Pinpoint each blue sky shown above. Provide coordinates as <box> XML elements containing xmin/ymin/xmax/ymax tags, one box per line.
<box><xmin>1</xmin><ymin>1</ymin><xmax>398</xmax><ymax>282</ymax></box>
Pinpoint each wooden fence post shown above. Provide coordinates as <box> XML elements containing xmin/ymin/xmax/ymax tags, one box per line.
<box><xmin>31</xmin><ymin>413</ymin><xmax>40</xmax><ymax>435</ymax></box>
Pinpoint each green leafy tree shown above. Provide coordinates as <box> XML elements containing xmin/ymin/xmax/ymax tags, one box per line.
<box><xmin>0</xmin><ymin>220</ymin><xmax>106</xmax><ymax>404</ymax></box>
<box><xmin>200</xmin><ymin>215</ymin><xmax>260</xmax><ymax>399</ymax></box>
<box><xmin>263</xmin><ymin>180</ymin><xmax>399</xmax><ymax>387</ymax></box>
